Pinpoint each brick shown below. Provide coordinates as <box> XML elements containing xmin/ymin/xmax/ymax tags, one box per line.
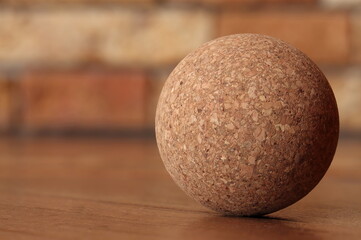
<box><xmin>0</xmin><ymin>76</ymin><xmax>12</xmax><ymax>130</ymax></box>
<box><xmin>145</xmin><ymin>69</ymin><xmax>171</xmax><ymax>127</ymax></box>
<box><xmin>351</xmin><ymin>14</ymin><xmax>361</xmax><ymax>63</ymax></box>
<box><xmin>175</xmin><ymin>0</ymin><xmax>315</xmax><ymax>4</ymax></box>
<box><xmin>321</xmin><ymin>0</ymin><xmax>361</xmax><ymax>9</ymax></box>
<box><xmin>218</xmin><ymin>11</ymin><xmax>350</xmax><ymax>64</ymax></box>
<box><xmin>326</xmin><ymin>68</ymin><xmax>361</xmax><ymax>132</ymax></box>
<box><xmin>0</xmin><ymin>0</ymin><xmax>315</xmax><ymax>5</ymax></box>
<box><xmin>0</xmin><ymin>0</ymin><xmax>154</xmax><ymax>5</ymax></box>
<box><xmin>20</xmin><ymin>69</ymin><xmax>148</xmax><ymax>131</ymax></box>
<box><xmin>0</xmin><ymin>7</ymin><xmax>213</xmax><ymax>68</ymax></box>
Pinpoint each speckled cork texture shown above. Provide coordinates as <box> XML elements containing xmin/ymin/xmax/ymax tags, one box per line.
<box><xmin>155</xmin><ymin>34</ymin><xmax>339</xmax><ymax>216</ymax></box>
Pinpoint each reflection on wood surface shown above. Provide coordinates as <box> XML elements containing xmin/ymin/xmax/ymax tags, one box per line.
<box><xmin>0</xmin><ymin>138</ymin><xmax>360</xmax><ymax>240</ymax></box>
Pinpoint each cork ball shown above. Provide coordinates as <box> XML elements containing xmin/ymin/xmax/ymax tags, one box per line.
<box><xmin>155</xmin><ymin>34</ymin><xmax>339</xmax><ymax>216</ymax></box>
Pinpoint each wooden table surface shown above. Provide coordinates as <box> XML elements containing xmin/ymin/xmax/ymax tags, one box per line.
<box><xmin>0</xmin><ymin>137</ymin><xmax>360</xmax><ymax>240</ymax></box>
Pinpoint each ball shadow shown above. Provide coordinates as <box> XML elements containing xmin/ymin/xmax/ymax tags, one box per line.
<box><xmin>179</xmin><ymin>213</ymin><xmax>321</xmax><ymax>240</ymax></box>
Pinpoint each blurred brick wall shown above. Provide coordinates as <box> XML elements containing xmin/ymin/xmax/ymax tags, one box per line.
<box><xmin>0</xmin><ymin>0</ymin><xmax>360</xmax><ymax>135</ymax></box>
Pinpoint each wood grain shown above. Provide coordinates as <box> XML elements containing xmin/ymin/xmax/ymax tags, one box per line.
<box><xmin>0</xmin><ymin>137</ymin><xmax>360</xmax><ymax>240</ymax></box>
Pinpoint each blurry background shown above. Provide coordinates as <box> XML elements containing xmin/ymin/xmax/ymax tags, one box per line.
<box><xmin>0</xmin><ymin>0</ymin><xmax>360</xmax><ymax>137</ymax></box>
<box><xmin>0</xmin><ymin>2</ymin><xmax>361</xmax><ymax>237</ymax></box>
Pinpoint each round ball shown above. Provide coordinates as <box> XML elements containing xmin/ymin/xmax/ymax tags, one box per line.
<box><xmin>155</xmin><ymin>34</ymin><xmax>339</xmax><ymax>216</ymax></box>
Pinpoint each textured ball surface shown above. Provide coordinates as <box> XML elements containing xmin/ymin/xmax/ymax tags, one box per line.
<box><xmin>155</xmin><ymin>34</ymin><xmax>339</xmax><ymax>216</ymax></box>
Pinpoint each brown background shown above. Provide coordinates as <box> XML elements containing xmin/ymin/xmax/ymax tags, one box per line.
<box><xmin>0</xmin><ymin>1</ymin><xmax>361</xmax><ymax>239</ymax></box>
<box><xmin>0</xmin><ymin>0</ymin><xmax>360</xmax><ymax>136</ymax></box>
